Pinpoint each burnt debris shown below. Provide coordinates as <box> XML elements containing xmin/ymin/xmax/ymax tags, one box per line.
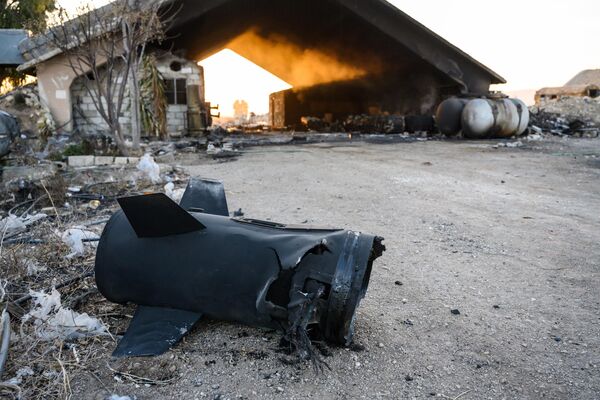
<box><xmin>529</xmin><ymin>110</ymin><xmax>600</xmax><ymax>137</ymax></box>
<box><xmin>94</xmin><ymin>177</ymin><xmax>385</xmax><ymax>359</ymax></box>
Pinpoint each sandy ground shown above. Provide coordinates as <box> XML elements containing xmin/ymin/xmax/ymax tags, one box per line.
<box><xmin>73</xmin><ymin>137</ymin><xmax>600</xmax><ymax>400</ymax></box>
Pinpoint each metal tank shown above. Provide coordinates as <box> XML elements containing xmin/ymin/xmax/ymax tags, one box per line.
<box><xmin>461</xmin><ymin>98</ymin><xmax>529</xmax><ymax>139</ymax></box>
<box><xmin>435</xmin><ymin>98</ymin><xmax>468</xmax><ymax>136</ymax></box>
<box><xmin>461</xmin><ymin>99</ymin><xmax>495</xmax><ymax>139</ymax></box>
<box><xmin>511</xmin><ymin>98</ymin><xmax>530</xmax><ymax>136</ymax></box>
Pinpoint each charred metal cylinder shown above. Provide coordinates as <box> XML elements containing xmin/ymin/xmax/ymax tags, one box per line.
<box><xmin>436</xmin><ymin>98</ymin><xmax>468</xmax><ymax>136</ymax></box>
<box><xmin>94</xmin><ymin>178</ymin><xmax>385</xmax><ymax>357</ymax></box>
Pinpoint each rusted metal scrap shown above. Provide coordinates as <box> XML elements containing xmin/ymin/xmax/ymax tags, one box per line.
<box><xmin>94</xmin><ymin>178</ymin><xmax>385</xmax><ymax>358</ymax></box>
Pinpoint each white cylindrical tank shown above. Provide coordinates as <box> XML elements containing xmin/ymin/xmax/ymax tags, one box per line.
<box><xmin>511</xmin><ymin>98</ymin><xmax>530</xmax><ymax>136</ymax></box>
<box><xmin>436</xmin><ymin>98</ymin><xmax>468</xmax><ymax>136</ymax></box>
<box><xmin>462</xmin><ymin>98</ymin><xmax>528</xmax><ymax>139</ymax></box>
<box><xmin>462</xmin><ymin>99</ymin><xmax>494</xmax><ymax>139</ymax></box>
<box><xmin>494</xmin><ymin>99</ymin><xmax>520</xmax><ymax>138</ymax></box>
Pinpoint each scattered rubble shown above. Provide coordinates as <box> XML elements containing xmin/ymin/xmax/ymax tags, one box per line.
<box><xmin>529</xmin><ymin>106</ymin><xmax>600</xmax><ymax>137</ymax></box>
<box><xmin>0</xmin><ymin>85</ymin><xmax>55</xmax><ymax>141</ymax></box>
<box><xmin>0</xmin><ymin>146</ymin><xmax>192</xmax><ymax>398</ymax></box>
<box><xmin>535</xmin><ymin>95</ymin><xmax>600</xmax><ymax>126</ymax></box>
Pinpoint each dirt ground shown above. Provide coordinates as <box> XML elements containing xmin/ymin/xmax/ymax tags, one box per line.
<box><xmin>70</xmin><ymin>137</ymin><xmax>600</xmax><ymax>400</ymax></box>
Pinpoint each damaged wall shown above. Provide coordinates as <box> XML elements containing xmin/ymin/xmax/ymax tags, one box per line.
<box><xmin>70</xmin><ymin>53</ymin><xmax>205</xmax><ymax>137</ymax></box>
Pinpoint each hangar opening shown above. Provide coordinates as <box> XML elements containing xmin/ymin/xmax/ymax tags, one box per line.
<box><xmin>198</xmin><ymin>49</ymin><xmax>292</xmax><ymax>125</ymax></box>
<box><xmin>160</xmin><ymin>0</ymin><xmax>505</xmax><ymax>131</ymax></box>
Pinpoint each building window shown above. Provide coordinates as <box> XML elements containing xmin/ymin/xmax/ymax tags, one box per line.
<box><xmin>165</xmin><ymin>78</ymin><xmax>187</xmax><ymax>105</ymax></box>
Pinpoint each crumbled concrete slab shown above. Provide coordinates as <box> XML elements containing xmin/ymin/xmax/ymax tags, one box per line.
<box><xmin>114</xmin><ymin>157</ymin><xmax>129</xmax><ymax>165</ymax></box>
<box><xmin>94</xmin><ymin>156</ymin><xmax>114</xmax><ymax>166</ymax></box>
<box><xmin>68</xmin><ymin>155</ymin><xmax>95</xmax><ymax>167</ymax></box>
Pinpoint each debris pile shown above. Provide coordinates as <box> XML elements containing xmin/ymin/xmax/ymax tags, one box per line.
<box><xmin>529</xmin><ymin>109</ymin><xmax>600</xmax><ymax>138</ymax></box>
<box><xmin>0</xmin><ymin>152</ymin><xmax>191</xmax><ymax>399</ymax></box>
<box><xmin>534</xmin><ymin>95</ymin><xmax>600</xmax><ymax>126</ymax></box>
<box><xmin>0</xmin><ymin>85</ymin><xmax>55</xmax><ymax>142</ymax></box>
<box><xmin>528</xmin><ymin>95</ymin><xmax>600</xmax><ymax>138</ymax></box>
<box><xmin>296</xmin><ymin>114</ymin><xmax>434</xmax><ymax>135</ymax></box>
<box><xmin>342</xmin><ymin>114</ymin><xmax>406</xmax><ymax>134</ymax></box>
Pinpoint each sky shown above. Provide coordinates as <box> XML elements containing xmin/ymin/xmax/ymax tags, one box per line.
<box><xmin>59</xmin><ymin>0</ymin><xmax>600</xmax><ymax>115</ymax></box>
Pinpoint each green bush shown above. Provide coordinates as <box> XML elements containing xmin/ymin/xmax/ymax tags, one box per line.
<box><xmin>62</xmin><ymin>142</ymin><xmax>94</xmax><ymax>157</ymax></box>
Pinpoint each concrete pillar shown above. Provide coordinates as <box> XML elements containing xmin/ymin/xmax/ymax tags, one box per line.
<box><xmin>186</xmin><ymin>66</ymin><xmax>208</xmax><ymax>134</ymax></box>
<box><xmin>186</xmin><ymin>84</ymin><xmax>204</xmax><ymax>134</ymax></box>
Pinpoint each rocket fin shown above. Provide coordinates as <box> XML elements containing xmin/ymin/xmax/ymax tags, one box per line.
<box><xmin>179</xmin><ymin>177</ymin><xmax>229</xmax><ymax>216</ymax></box>
<box><xmin>112</xmin><ymin>305</ymin><xmax>202</xmax><ymax>357</ymax></box>
<box><xmin>117</xmin><ymin>193</ymin><xmax>205</xmax><ymax>238</ymax></box>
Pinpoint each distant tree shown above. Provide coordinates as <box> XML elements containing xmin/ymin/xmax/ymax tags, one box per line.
<box><xmin>0</xmin><ymin>0</ymin><xmax>56</xmax><ymax>85</ymax></box>
<box><xmin>45</xmin><ymin>1</ymin><xmax>172</xmax><ymax>155</ymax></box>
<box><xmin>0</xmin><ymin>0</ymin><xmax>55</xmax><ymax>31</ymax></box>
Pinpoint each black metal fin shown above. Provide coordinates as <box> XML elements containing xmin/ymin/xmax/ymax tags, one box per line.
<box><xmin>112</xmin><ymin>306</ymin><xmax>202</xmax><ymax>357</ymax></box>
<box><xmin>179</xmin><ymin>177</ymin><xmax>229</xmax><ymax>216</ymax></box>
<box><xmin>117</xmin><ymin>193</ymin><xmax>205</xmax><ymax>238</ymax></box>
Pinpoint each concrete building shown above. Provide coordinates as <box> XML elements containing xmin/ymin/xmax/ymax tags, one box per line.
<box><xmin>233</xmin><ymin>100</ymin><xmax>249</xmax><ymax>121</ymax></box>
<box><xmin>535</xmin><ymin>70</ymin><xmax>600</xmax><ymax>105</ymax></box>
<box><xmin>69</xmin><ymin>53</ymin><xmax>206</xmax><ymax>137</ymax></box>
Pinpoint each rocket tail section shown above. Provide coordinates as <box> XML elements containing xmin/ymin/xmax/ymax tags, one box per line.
<box><xmin>112</xmin><ymin>305</ymin><xmax>202</xmax><ymax>357</ymax></box>
<box><xmin>179</xmin><ymin>177</ymin><xmax>229</xmax><ymax>216</ymax></box>
<box><xmin>117</xmin><ymin>193</ymin><xmax>206</xmax><ymax>238</ymax></box>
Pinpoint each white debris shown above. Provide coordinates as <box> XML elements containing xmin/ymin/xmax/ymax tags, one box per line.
<box><xmin>164</xmin><ymin>182</ymin><xmax>185</xmax><ymax>203</ymax></box>
<box><xmin>61</xmin><ymin>228</ymin><xmax>99</xmax><ymax>258</ymax></box>
<box><xmin>505</xmin><ymin>141</ymin><xmax>523</xmax><ymax>148</ymax></box>
<box><xmin>525</xmin><ymin>133</ymin><xmax>543</xmax><ymax>141</ymax></box>
<box><xmin>107</xmin><ymin>395</ymin><xmax>133</xmax><ymax>400</ymax></box>
<box><xmin>6</xmin><ymin>366</ymin><xmax>34</xmax><ymax>385</ymax></box>
<box><xmin>0</xmin><ymin>213</ymin><xmax>47</xmax><ymax>235</ymax></box>
<box><xmin>495</xmin><ymin>141</ymin><xmax>523</xmax><ymax>148</ymax></box>
<box><xmin>137</xmin><ymin>154</ymin><xmax>161</xmax><ymax>184</ymax></box>
<box><xmin>206</xmin><ymin>142</ymin><xmax>218</xmax><ymax>154</ymax></box>
<box><xmin>25</xmin><ymin>259</ymin><xmax>46</xmax><ymax>276</ymax></box>
<box><xmin>22</xmin><ymin>288</ymin><xmax>107</xmax><ymax>340</ymax></box>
